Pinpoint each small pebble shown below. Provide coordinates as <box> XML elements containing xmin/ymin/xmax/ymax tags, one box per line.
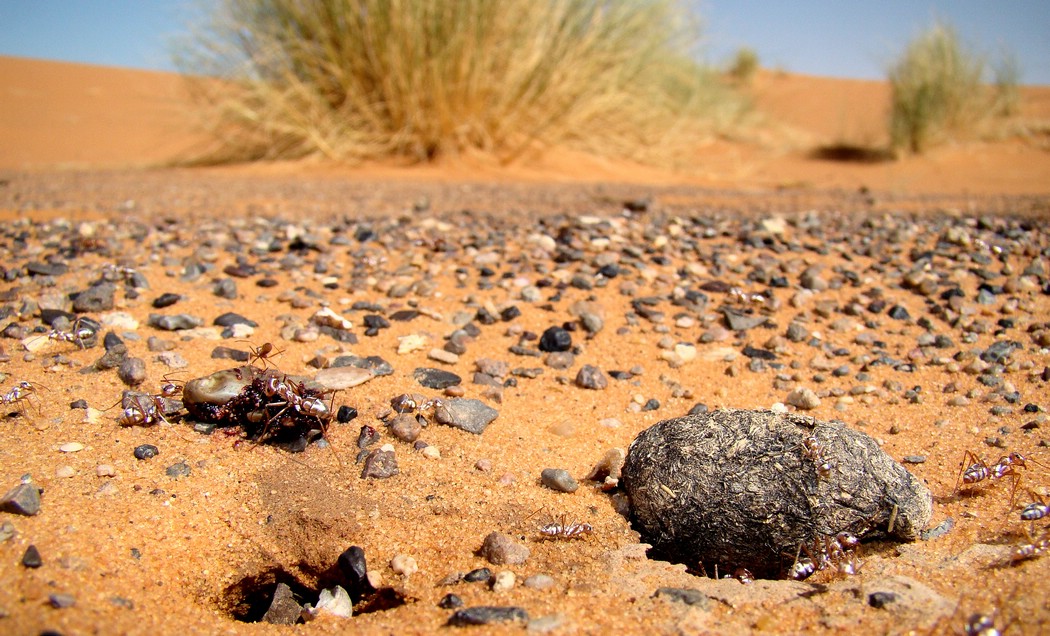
<box><xmin>361</xmin><ymin>449</ymin><xmax>399</xmax><ymax>479</ymax></box>
<box><xmin>165</xmin><ymin>462</ymin><xmax>191</xmax><ymax>479</ymax></box>
<box><xmin>575</xmin><ymin>365</ymin><xmax>608</xmax><ymax>390</ymax></box>
<box><xmin>464</xmin><ymin>567</ymin><xmax>492</xmax><ymax>583</ymax></box>
<box><xmin>491</xmin><ymin>570</ymin><xmax>515</xmax><ymax>592</ymax></box>
<box><xmin>390</xmin><ymin>554</ymin><xmax>418</xmax><ymax>577</ymax></box>
<box><xmin>786</xmin><ymin>387</ymin><xmax>821</xmax><ymax>410</ymax></box>
<box><xmin>439</xmin><ymin>594</ymin><xmax>464</xmax><ymax>609</ymax></box>
<box><xmin>96</xmin><ymin>464</ymin><xmax>117</xmax><ymax>477</ymax></box>
<box><xmin>134</xmin><ymin>444</ymin><xmax>159</xmax><ymax>460</ymax></box>
<box><xmin>59</xmin><ymin>442</ymin><xmax>85</xmax><ymax>453</ymax></box>
<box><xmin>447</xmin><ymin>606</ymin><xmax>529</xmax><ymax>627</ymax></box>
<box><xmin>55</xmin><ymin>466</ymin><xmax>75</xmax><ymax>478</ymax></box>
<box><xmin>478</xmin><ymin>532</ymin><xmax>530</xmax><ymax>565</ymax></box>
<box><xmin>22</xmin><ymin>544</ymin><xmax>42</xmax><ymax>568</ymax></box>
<box><xmin>540</xmin><ymin>468</ymin><xmax>578</xmax><ymax>493</ymax></box>
<box><xmin>49</xmin><ymin>593</ymin><xmax>76</xmax><ymax>609</ymax></box>
<box><xmin>523</xmin><ymin>574</ymin><xmax>556</xmax><ymax>590</ymax></box>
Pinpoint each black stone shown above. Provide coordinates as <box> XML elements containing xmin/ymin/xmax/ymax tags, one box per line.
<box><xmin>887</xmin><ymin>305</ymin><xmax>910</xmax><ymax>320</ymax></box>
<box><xmin>446</xmin><ymin>606</ymin><xmax>528</xmax><ymax>627</ymax></box>
<box><xmin>869</xmin><ymin>591</ymin><xmax>897</xmax><ymax>609</ymax></box>
<box><xmin>152</xmin><ymin>293</ymin><xmax>181</xmax><ymax>309</ymax></box>
<box><xmin>72</xmin><ymin>283</ymin><xmax>116</xmax><ymax>312</ymax></box>
<box><xmin>69</xmin><ymin>399</ymin><xmax>88</xmax><ymax>409</ymax></box>
<box><xmin>213</xmin><ymin>312</ymin><xmax>258</xmax><ymax>328</ymax></box>
<box><xmin>357</xmin><ymin>425</ymin><xmax>378</xmax><ymax>448</ymax></box>
<box><xmin>103</xmin><ymin>332</ymin><xmax>124</xmax><ymax>351</ymax></box>
<box><xmin>22</xmin><ymin>544</ymin><xmax>42</xmax><ymax>568</ymax></box>
<box><xmin>337</xmin><ymin>546</ymin><xmax>374</xmax><ymax>602</ymax></box>
<box><xmin>413</xmin><ymin>367</ymin><xmax>462</xmax><ymax>390</ymax></box>
<box><xmin>389</xmin><ymin>310</ymin><xmax>419</xmax><ymax>322</ymax></box>
<box><xmin>26</xmin><ymin>261</ymin><xmax>68</xmax><ymax>277</ymax></box>
<box><xmin>742</xmin><ymin>345</ymin><xmax>777</xmax><ymax>360</ymax></box>
<box><xmin>538</xmin><ymin>326</ymin><xmax>572</xmax><ymax>352</ymax></box>
<box><xmin>134</xmin><ymin>444</ymin><xmax>159</xmax><ymax>460</ymax></box>
<box><xmin>337</xmin><ymin>406</ymin><xmax>358</xmax><ymax>423</ymax></box>
<box><xmin>463</xmin><ymin>567</ymin><xmax>492</xmax><ymax>582</ymax></box>
<box><xmin>439</xmin><ymin>593</ymin><xmax>464</xmax><ymax>609</ymax></box>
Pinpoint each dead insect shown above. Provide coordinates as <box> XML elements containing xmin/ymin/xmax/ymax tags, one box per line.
<box><xmin>117</xmin><ymin>394</ymin><xmax>168</xmax><ymax>427</ymax></box>
<box><xmin>390</xmin><ymin>393</ymin><xmax>419</xmax><ymax>414</ymax></box>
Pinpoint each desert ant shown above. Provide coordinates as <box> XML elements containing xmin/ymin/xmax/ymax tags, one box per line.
<box><xmin>801</xmin><ymin>436</ymin><xmax>835</xmax><ymax>481</ymax></box>
<box><xmin>236</xmin><ymin>370</ymin><xmax>341</xmax><ymax>465</ymax></box>
<box><xmin>100</xmin><ymin>263</ymin><xmax>140</xmax><ymax>286</ymax></box>
<box><xmin>1</xmin><ymin>380</ymin><xmax>47</xmax><ymax>416</ymax></box>
<box><xmin>953</xmin><ymin>450</ymin><xmax>1039</xmax><ymax>506</ymax></box>
<box><xmin>787</xmin><ymin>531</ymin><xmax>862</xmax><ymax>581</ymax></box>
<box><xmin>525</xmin><ymin>507</ymin><xmax>594</xmax><ymax>540</ymax></box>
<box><xmin>1010</xmin><ymin>525</ymin><xmax>1050</xmax><ymax>565</ymax></box>
<box><xmin>1019</xmin><ymin>493</ymin><xmax>1048</xmax><ymax>522</ymax></box>
<box><xmin>31</xmin><ymin>316</ymin><xmax>99</xmax><ymax>350</ymax></box>
<box><xmin>117</xmin><ymin>393</ymin><xmax>168</xmax><ymax>427</ymax></box>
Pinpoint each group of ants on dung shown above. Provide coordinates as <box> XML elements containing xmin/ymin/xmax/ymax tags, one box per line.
<box><xmin>2</xmin><ymin>315</ymin><xmax>1048</xmax><ymax>582</ymax></box>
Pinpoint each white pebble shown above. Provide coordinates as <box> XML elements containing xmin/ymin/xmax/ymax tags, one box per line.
<box><xmin>59</xmin><ymin>442</ymin><xmax>85</xmax><ymax>453</ymax></box>
<box><xmin>421</xmin><ymin>446</ymin><xmax>441</xmax><ymax>459</ymax></box>
<box><xmin>391</xmin><ymin>554</ymin><xmax>418</xmax><ymax>577</ymax></box>
<box><xmin>397</xmin><ymin>333</ymin><xmax>428</xmax><ymax>354</ymax></box>
<box><xmin>427</xmin><ymin>348</ymin><xmax>459</xmax><ymax>364</ymax></box>
<box><xmin>96</xmin><ymin>464</ymin><xmax>117</xmax><ymax>477</ymax></box>
<box><xmin>82</xmin><ymin>408</ymin><xmax>103</xmax><ymax>425</ymax></box>
<box><xmin>492</xmin><ymin>570</ymin><xmax>516</xmax><ymax>592</ymax></box>
<box><xmin>55</xmin><ymin>465</ymin><xmax>75</xmax><ymax>478</ymax></box>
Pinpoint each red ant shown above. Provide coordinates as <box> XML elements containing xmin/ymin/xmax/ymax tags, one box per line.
<box><xmin>244</xmin><ymin>341</ymin><xmax>284</xmax><ymax>369</ymax></box>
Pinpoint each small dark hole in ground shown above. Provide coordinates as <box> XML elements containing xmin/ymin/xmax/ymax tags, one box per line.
<box><xmin>221</xmin><ymin>565</ymin><xmax>412</xmax><ymax>624</ymax></box>
<box><xmin>223</xmin><ymin>566</ymin><xmax>315</xmax><ymax>623</ymax></box>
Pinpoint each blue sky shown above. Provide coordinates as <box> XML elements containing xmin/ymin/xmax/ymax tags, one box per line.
<box><xmin>1</xmin><ymin>1</ymin><xmax>1048</xmax><ymax>84</ymax></box>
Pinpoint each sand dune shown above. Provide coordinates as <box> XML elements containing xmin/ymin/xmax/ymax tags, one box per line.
<box><xmin>1</xmin><ymin>55</ymin><xmax>1048</xmax><ymax>195</ymax></box>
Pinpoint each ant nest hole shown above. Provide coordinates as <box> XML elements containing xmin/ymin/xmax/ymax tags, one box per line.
<box><xmin>621</xmin><ymin>409</ymin><xmax>933</xmax><ymax>580</ymax></box>
<box><xmin>216</xmin><ymin>548</ymin><xmax>412</xmax><ymax>625</ymax></box>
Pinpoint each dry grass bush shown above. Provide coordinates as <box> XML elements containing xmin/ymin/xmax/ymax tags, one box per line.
<box><xmin>175</xmin><ymin>0</ymin><xmax>748</xmax><ymax>166</ymax></box>
<box><xmin>888</xmin><ymin>22</ymin><xmax>1018</xmax><ymax>154</ymax></box>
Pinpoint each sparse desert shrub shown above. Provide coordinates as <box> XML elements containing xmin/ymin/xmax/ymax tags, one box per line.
<box><xmin>176</xmin><ymin>0</ymin><xmax>747</xmax><ymax>165</ymax></box>
<box><xmin>888</xmin><ymin>22</ymin><xmax>1018</xmax><ymax>154</ymax></box>
<box><xmin>727</xmin><ymin>47</ymin><xmax>759</xmax><ymax>85</ymax></box>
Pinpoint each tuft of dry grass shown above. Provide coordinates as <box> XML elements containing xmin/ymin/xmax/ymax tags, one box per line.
<box><xmin>887</xmin><ymin>22</ymin><xmax>1019</xmax><ymax>155</ymax></box>
<box><xmin>174</xmin><ymin>0</ymin><xmax>749</xmax><ymax>166</ymax></box>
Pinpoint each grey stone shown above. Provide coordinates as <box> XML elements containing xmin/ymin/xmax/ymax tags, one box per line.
<box><xmin>73</xmin><ymin>283</ymin><xmax>116</xmax><ymax>313</ymax></box>
<box><xmin>655</xmin><ymin>587</ymin><xmax>710</xmax><ymax>609</ymax></box>
<box><xmin>575</xmin><ymin>364</ymin><xmax>608</xmax><ymax>390</ymax></box>
<box><xmin>361</xmin><ymin>449</ymin><xmax>399</xmax><ymax>479</ymax></box>
<box><xmin>262</xmin><ymin>582</ymin><xmax>302</xmax><ymax>625</ymax></box>
<box><xmin>413</xmin><ymin>367</ymin><xmax>462</xmax><ymax>389</ymax></box>
<box><xmin>332</xmin><ymin>355</ymin><xmax>393</xmax><ymax>376</ymax></box>
<box><xmin>540</xmin><ymin>468</ymin><xmax>579</xmax><ymax>493</ymax></box>
<box><xmin>722</xmin><ymin>308</ymin><xmax>767</xmax><ymax>332</ymax></box>
<box><xmin>148</xmin><ymin>313</ymin><xmax>204</xmax><ymax>331</ymax></box>
<box><xmin>435</xmin><ymin>398</ymin><xmax>498</xmax><ymax>435</ymax></box>
<box><xmin>117</xmin><ymin>357</ymin><xmax>147</xmax><ymax>387</ymax></box>
<box><xmin>165</xmin><ymin>462</ymin><xmax>191</xmax><ymax>479</ymax></box>
<box><xmin>0</xmin><ymin>482</ymin><xmax>41</xmax><ymax>516</ymax></box>
<box><xmin>447</xmin><ymin>606</ymin><xmax>529</xmax><ymax>627</ymax></box>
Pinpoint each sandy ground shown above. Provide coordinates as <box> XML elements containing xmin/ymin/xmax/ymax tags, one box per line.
<box><xmin>0</xmin><ymin>57</ymin><xmax>1049</xmax><ymax>636</ymax></box>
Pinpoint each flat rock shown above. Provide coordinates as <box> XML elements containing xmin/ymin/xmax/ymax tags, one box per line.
<box><xmin>434</xmin><ymin>398</ymin><xmax>499</xmax><ymax>434</ymax></box>
<box><xmin>413</xmin><ymin>367</ymin><xmax>462</xmax><ymax>389</ymax></box>
<box><xmin>447</xmin><ymin>606</ymin><xmax>529</xmax><ymax>627</ymax></box>
<box><xmin>314</xmin><ymin>366</ymin><xmax>374</xmax><ymax>390</ymax></box>
<box><xmin>262</xmin><ymin>582</ymin><xmax>301</xmax><ymax>625</ymax></box>
<box><xmin>148</xmin><ymin>313</ymin><xmax>204</xmax><ymax>331</ymax></box>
